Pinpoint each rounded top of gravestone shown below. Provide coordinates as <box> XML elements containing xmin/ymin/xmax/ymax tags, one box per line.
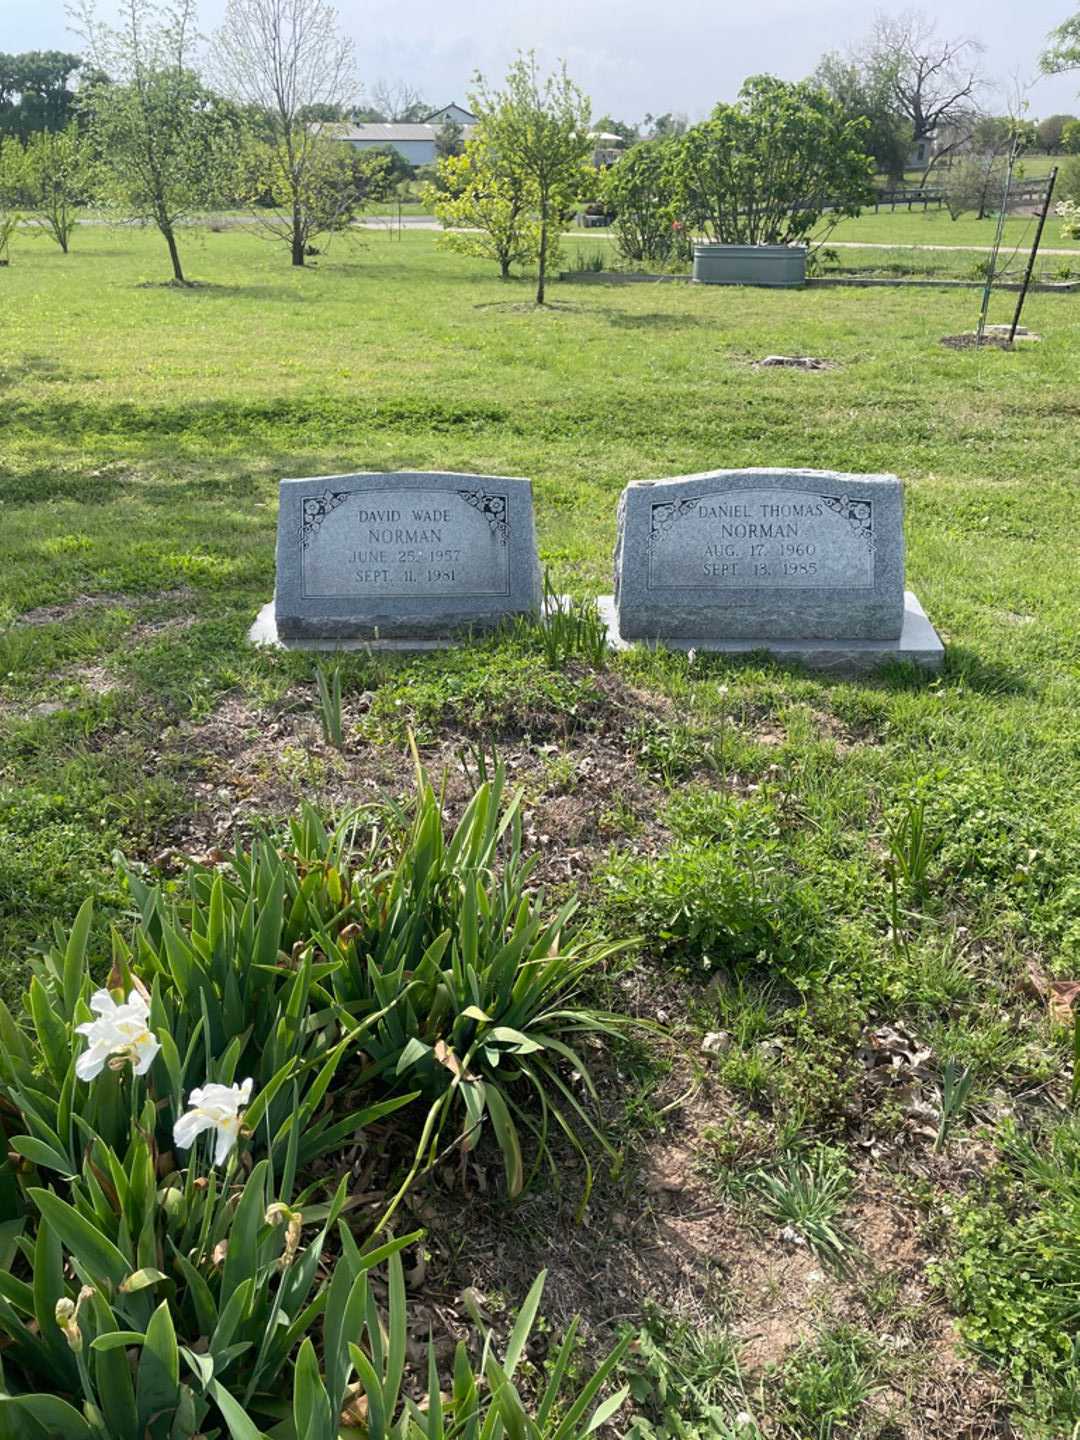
<box><xmin>624</xmin><ymin>468</ymin><xmax>902</xmax><ymax>493</ymax></box>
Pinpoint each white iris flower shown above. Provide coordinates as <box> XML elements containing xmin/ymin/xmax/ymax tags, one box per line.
<box><xmin>75</xmin><ymin>989</ymin><xmax>161</xmax><ymax>1082</ymax></box>
<box><xmin>173</xmin><ymin>1078</ymin><xmax>254</xmax><ymax>1166</ymax></box>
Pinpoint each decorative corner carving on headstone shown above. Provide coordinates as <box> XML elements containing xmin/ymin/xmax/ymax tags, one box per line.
<box><xmin>820</xmin><ymin>495</ymin><xmax>875</xmax><ymax>551</ymax></box>
<box><xmin>458</xmin><ymin>489</ymin><xmax>510</xmax><ymax>544</ymax></box>
<box><xmin>299</xmin><ymin>490</ymin><xmax>351</xmax><ymax>549</ymax></box>
<box><xmin>648</xmin><ymin>497</ymin><xmax>700</xmax><ymax>552</ymax></box>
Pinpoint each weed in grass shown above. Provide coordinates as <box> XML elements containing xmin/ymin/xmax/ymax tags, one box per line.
<box><xmin>603</xmin><ymin>836</ymin><xmax>827</xmax><ymax>981</ymax></box>
<box><xmin>939</xmin><ymin>1115</ymin><xmax>1080</xmax><ymax>1433</ymax></box>
<box><xmin>622</xmin><ymin>1303</ymin><xmax>755</xmax><ymax>1440</ymax></box>
<box><xmin>753</xmin><ymin>1148</ymin><xmax>854</xmax><ymax>1269</ymax></box>
<box><xmin>597</xmin><ymin>795</ymin><xmax>643</xmax><ymax>838</ymax></box>
<box><xmin>934</xmin><ymin>1061</ymin><xmax>976</xmax><ymax>1151</ymax></box>
<box><xmin>457</xmin><ymin>732</ymin><xmax>500</xmax><ymax>793</ymax></box>
<box><xmin>770</xmin><ymin>1325</ymin><xmax>883</xmax><ymax>1438</ymax></box>
<box><xmin>537</xmin><ymin>573</ymin><xmax>609</xmax><ymax>669</ymax></box>
<box><xmin>314</xmin><ymin>662</ymin><xmax>344</xmax><ymax>748</ymax></box>
<box><xmin>885</xmin><ymin>793</ymin><xmax>939</xmax><ymax>904</ymax></box>
<box><xmin>0</xmin><ymin>623</ymin><xmax>42</xmax><ymax>681</ymax></box>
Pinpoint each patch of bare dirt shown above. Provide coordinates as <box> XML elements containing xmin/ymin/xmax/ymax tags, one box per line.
<box><xmin>144</xmin><ymin>668</ymin><xmax>682</xmax><ymax>874</ymax></box>
<box><xmin>15</xmin><ymin>587</ymin><xmax>194</xmax><ymax>627</ymax></box>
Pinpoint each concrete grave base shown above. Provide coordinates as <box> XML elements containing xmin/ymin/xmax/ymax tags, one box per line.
<box><xmin>248</xmin><ymin>595</ymin><xmax>575</xmax><ymax>652</ymax></box>
<box><xmin>597</xmin><ymin>590</ymin><xmax>944</xmax><ymax>675</ymax></box>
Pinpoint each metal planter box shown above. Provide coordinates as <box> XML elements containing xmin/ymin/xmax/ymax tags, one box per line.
<box><xmin>692</xmin><ymin>243</ymin><xmax>806</xmax><ymax>287</ymax></box>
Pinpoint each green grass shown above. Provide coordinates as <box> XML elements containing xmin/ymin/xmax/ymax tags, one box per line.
<box><xmin>2</xmin><ymin>222</ymin><xmax>1080</xmax><ymax>1433</ymax></box>
<box><xmin>825</xmin><ymin>207</ymin><xmax>1080</xmax><ymax>250</ymax></box>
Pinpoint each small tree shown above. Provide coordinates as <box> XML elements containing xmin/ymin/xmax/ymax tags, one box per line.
<box><xmin>942</xmin><ymin>151</ymin><xmax>1006</xmax><ymax>220</ymax></box>
<box><xmin>216</xmin><ymin>0</ymin><xmax>357</xmax><ymax>266</ymax></box>
<box><xmin>424</xmin><ymin>139</ymin><xmax>543</xmax><ymax>279</ymax></box>
<box><xmin>435</xmin><ymin>117</ymin><xmax>464</xmax><ymax>159</ymax></box>
<box><xmin>0</xmin><ymin>135</ymin><xmax>23</xmax><ymax>263</ymax></box>
<box><xmin>471</xmin><ymin>54</ymin><xmax>592</xmax><ymax>304</ymax></box>
<box><xmin>240</xmin><ymin>132</ymin><xmax>388</xmax><ymax>255</ymax></box>
<box><xmin>1063</xmin><ymin>119</ymin><xmax>1080</xmax><ymax>154</ymax></box>
<box><xmin>671</xmin><ymin>75</ymin><xmax>874</xmax><ymax>247</ymax></box>
<box><xmin>18</xmin><ymin>123</ymin><xmax>94</xmax><ymax>252</ymax></box>
<box><xmin>75</xmin><ymin>0</ymin><xmax>238</xmax><ymax>284</ymax></box>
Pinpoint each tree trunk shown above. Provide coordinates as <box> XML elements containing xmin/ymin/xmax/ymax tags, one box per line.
<box><xmin>162</xmin><ymin>224</ymin><xmax>186</xmax><ymax>284</ymax></box>
<box><xmin>536</xmin><ymin>213</ymin><xmax>547</xmax><ymax>305</ymax></box>
<box><xmin>292</xmin><ymin>201</ymin><xmax>305</xmax><ymax>266</ymax></box>
<box><xmin>500</xmin><ymin>257</ymin><xmax>511</xmax><ymax>280</ymax></box>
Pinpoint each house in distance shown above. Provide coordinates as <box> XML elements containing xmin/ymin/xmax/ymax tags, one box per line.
<box><xmin>325</xmin><ymin>103</ymin><xmax>478</xmax><ymax>167</ymax></box>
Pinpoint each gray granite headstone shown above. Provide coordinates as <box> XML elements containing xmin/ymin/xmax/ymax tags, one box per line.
<box><xmin>605</xmin><ymin>468</ymin><xmax>943</xmax><ymax>672</ymax></box>
<box><xmin>267</xmin><ymin>472</ymin><xmax>541</xmax><ymax>644</ymax></box>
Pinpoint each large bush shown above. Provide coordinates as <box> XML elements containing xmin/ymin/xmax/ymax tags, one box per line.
<box><xmin>669</xmin><ymin>74</ymin><xmax>875</xmax><ymax>246</ymax></box>
<box><xmin>602</xmin><ymin>138</ymin><xmax>690</xmax><ymax>266</ymax></box>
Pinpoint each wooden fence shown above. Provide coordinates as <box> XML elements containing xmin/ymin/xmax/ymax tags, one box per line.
<box><xmin>871</xmin><ymin>180</ymin><xmax>1052</xmax><ymax>212</ymax></box>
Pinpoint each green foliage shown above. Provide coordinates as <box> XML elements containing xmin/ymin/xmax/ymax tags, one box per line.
<box><xmin>0</xmin><ymin>767</ymin><xmax>631</xmax><ymax>1436</ymax></box>
<box><xmin>470</xmin><ymin>53</ymin><xmax>592</xmax><ymax>302</ymax></box>
<box><xmin>1062</xmin><ymin>121</ymin><xmax>1080</xmax><ymax>157</ymax></box>
<box><xmin>363</xmin><ymin>642</ymin><xmax>604</xmax><ymax>744</ymax></box>
<box><xmin>1041</xmin><ymin>12</ymin><xmax>1080</xmax><ymax>76</ymax></box>
<box><xmin>324</xmin><ymin>760</ymin><xmax>632</xmax><ymax>1215</ymax></box>
<box><xmin>14</xmin><ymin>123</ymin><xmax>95</xmax><ymax>252</ymax></box>
<box><xmin>425</xmin><ymin>139</ymin><xmax>546</xmax><ymax>280</ymax></box>
<box><xmin>884</xmin><ymin>793</ymin><xmax>938</xmax><ymax>904</ymax></box>
<box><xmin>772</xmin><ymin>1325</ymin><xmax>882</xmax><ymax>1435</ymax></box>
<box><xmin>79</xmin><ymin>1</ymin><xmax>240</xmax><ymax>282</ymax></box>
<box><xmin>812</xmin><ymin>50</ymin><xmax>912</xmax><ymax>183</ymax></box>
<box><xmin>753</xmin><ymin>1147</ymin><xmax>854</xmax><ymax>1267</ymax></box>
<box><xmin>603</xmin><ymin>835</ymin><xmax>824</xmax><ymax>980</ymax></box>
<box><xmin>314</xmin><ymin>663</ymin><xmax>343</xmax><ymax>748</ymax></box>
<box><xmin>938</xmin><ymin>1117</ymin><xmax>1080</xmax><ymax>1432</ymax></box>
<box><xmin>215</xmin><ymin>0</ymin><xmax>360</xmax><ymax>267</ymax></box>
<box><xmin>602</xmin><ymin>139</ymin><xmax>689</xmax><ymax>266</ymax></box>
<box><xmin>532</xmin><ymin>575</ymin><xmax>608</xmax><ymax>669</ymax></box>
<box><xmin>935</xmin><ymin>1061</ymin><xmax>975</xmax><ymax>1151</ymax></box>
<box><xmin>238</xmin><ymin>136</ymin><xmax>389</xmax><ymax>260</ymax></box>
<box><xmin>622</xmin><ymin>1304</ymin><xmax>749</xmax><ymax>1440</ymax></box>
<box><xmin>670</xmin><ymin>75</ymin><xmax>875</xmax><ymax>246</ymax></box>
<box><xmin>0</xmin><ymin>51</ymin><xmax>83</xmax><ymax>140</ymax></box>
<box><xmin>343</xmin><ymin>1267</ymin><xmax>630</xmax><ymax>1440</ymax></box>
<box><xmin>0</xmin><ymin>891</ymin><xmax>420</xmax><ymax>1436</ymax></box>
<box><xmin>1037</xmin><ymin>113</ymin><xmax>1077</xmax><ymax>152</ymax></box>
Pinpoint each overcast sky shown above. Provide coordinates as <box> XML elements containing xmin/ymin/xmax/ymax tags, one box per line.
<box><xmin>2</xmin><ymin>0</ymin><xmax>1078</xmax><ymax>121</ymax></box>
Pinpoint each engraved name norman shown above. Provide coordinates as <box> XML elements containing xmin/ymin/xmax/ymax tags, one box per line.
<box><xmin>299</xmin><ymin>487</ymin><xmax>511</xmax><ymax>600</ymax></box>
<box><xmin>647</xmin><ymin>488</ymin><xmax>875</xmax><ymax>591</ymax></box>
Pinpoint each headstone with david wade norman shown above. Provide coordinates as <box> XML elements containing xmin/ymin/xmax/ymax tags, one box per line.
<box><xmin>251</xmin><ymin>471</ymin><xmax>542</xmax><ymax>648</ymax></box>
<box><xmin>602</xmin><ymin>468</ymin><xmax>944</xmax><ymax>673</ymax></box>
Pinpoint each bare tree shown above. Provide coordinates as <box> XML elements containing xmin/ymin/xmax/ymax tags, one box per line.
<box><xmin>215</xmin><ymin>0</ymin><xmax>357</xmax><ymax>265</ymax></box>
<box><xmin>867</xmin><ymin>10</ymin><xmax>986</xmax><ymax>176</ymax></box>
<box><xmin>367</xmin><ymin>78</ymin><xmax>428</xmax><ymax>122</ymax></box>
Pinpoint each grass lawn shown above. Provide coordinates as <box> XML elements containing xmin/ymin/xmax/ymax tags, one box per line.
<box><xmin>826</xmin><ymin>207</ymin><xmax>1080</xmax><ymax>251</ymax></box>
<box><xmin>3</xmin><ymin>225</ymin><xmax>1080</xmax><ymax>1437</ymax></box>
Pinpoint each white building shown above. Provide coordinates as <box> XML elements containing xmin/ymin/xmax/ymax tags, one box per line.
<box><xmin>324</xmin><ymin>104</ymin><xmax>478</xmax><ymax>167</ymax></box>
